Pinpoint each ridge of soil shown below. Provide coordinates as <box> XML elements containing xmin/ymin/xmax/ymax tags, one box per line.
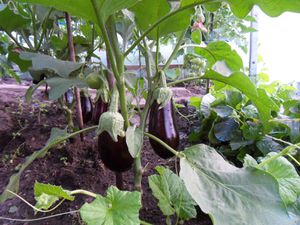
<box><xmin>0</xmin><ymin>79</ymin><xmax>211</xmax><ymax>225</ymax></box>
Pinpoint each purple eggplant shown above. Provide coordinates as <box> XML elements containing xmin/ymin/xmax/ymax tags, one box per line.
<box><xmin>148</xmin><ymin>99</ymin><xmax>179</xmax><ymax>159</ymax></box>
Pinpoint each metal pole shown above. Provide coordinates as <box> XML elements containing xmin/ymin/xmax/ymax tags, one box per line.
<box><xmin>249</xmin><ymin>6</ymin><xmax>259</xmax><ymax>83</ymax></box>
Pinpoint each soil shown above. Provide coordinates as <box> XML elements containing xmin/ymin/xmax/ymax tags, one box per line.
<box><xmin>0</xmin><ymin>78</ymin><xmax>212</xmax><ymax>225</ymax></box>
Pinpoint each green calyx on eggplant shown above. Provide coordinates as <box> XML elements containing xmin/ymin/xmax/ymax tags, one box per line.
<box><xmin>97</xmin><ymin>87</ymin><xmax>133</xmax><ymax>172</ymax></box>
<box><xmin>80</xmin><ymin>91</ymin><xmax>93</xmax><ymax>123</ymax></box>
<box><xmin>98</xmin><ymin>132</ymin><xmax>133</xmax><ymax>172</ymax></box>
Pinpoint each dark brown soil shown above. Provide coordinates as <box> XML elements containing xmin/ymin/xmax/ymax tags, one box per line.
<box><xmin>0</xmin><ymin>79</ymin><xmax>212</xmax><ymax>225</ymax></box>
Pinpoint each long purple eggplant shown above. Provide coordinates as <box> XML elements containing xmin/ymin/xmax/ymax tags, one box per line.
<box><xmin>148</xmin><ymin>99</ymin><xmax>180</xmax><ymax>159</ymax></box>
<box><xmin>92</xmin><ymin>97</ymin><xmax>109</xmax><ymax>124</ymax></box>
<box><xmin>80</xmin><ymin>93</ymin><xmax>93</xmax><ymax>123</ymax></box>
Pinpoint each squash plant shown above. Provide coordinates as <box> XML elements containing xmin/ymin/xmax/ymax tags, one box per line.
<box><xmin>1</xmin><ymin>0</ymin><xmax>300</xmax><ymax>225</ymax></box>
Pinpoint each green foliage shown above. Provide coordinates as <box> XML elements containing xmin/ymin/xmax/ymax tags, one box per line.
<box><xmin>20</xmin><ymin>52</ymin><xmax>83</xmax><ymax>78</ymax></box>
<box><xmin>16</xmin><ymin>0</ymin><xmax>139</xmax><ymax>24</ymax></box>
<box><xmin>126</xmin><ymin>125</ymin><xmax>143</xmax><ymax>158</ymax></box>
<box><xmin>180</xmin><ymin>144</ymin><xmax>293</xmax><ymax>225</ymax></box>
<box><xmin>130</xmin><ymin>0</ymin><xmax>193</xmax><ymax>40</ymax></box>
<box><xmin>149</xmin><ymin>166</ymin><xmax>197</xmax><ymax>221</ymax></box>
<box><xmin>0</xmin><ymin>4</ymin><xmax>30</xmax><ymax>32</ymax></box>
<box><xmin>34</xmin><ymin>182</ymin><xmax>74</xmax><ymax>210</ymax></box>
<box><xmin>80</xmin><ymin>186</ymin><xmax>141</xmax><ymax>225</ymax></box>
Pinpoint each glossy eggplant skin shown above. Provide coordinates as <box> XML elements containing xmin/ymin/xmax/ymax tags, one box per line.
<box><xmin>92</xmin><ymin>98</ymin><xmax>109</xmax><ymax>124</ymax></box>
<box><xmin>64</xmin><ymin>89</ymin><xmax>74</xmax><ymax>107</ymax></box>
<box><xmin>98</xmin><ymin>132</ymin><xmax>134</xmax><ymax>172</ymax></box>
<box><xmin>148</xmin><ymin>99</ymin><xmax>179</xmax><ymax>159</ymax></box>
<box><xmin>80</xmin><ymin>94</ymin><xmax>93</xmax><ymax>123</ymax></box>
<box><xmin>32</xmin><ymin>74</ymin><xmax>45</xmax><ymax>84</ymax></box>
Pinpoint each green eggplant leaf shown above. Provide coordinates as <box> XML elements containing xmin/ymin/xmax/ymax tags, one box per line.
<box><xmin>80</xmin><ymin>186</ymin><xmax>141</xmax><ymax>225</ymax></box>
<box><xmin>214</xmin><ymin>118</ymin><xmax>239</xmax><ymax>142</ymax></box>
<box><xmin>225</xmin><ymin>0</ymin><xmax>300</xmax><ymax>18</ymax></box>
<box><xmin>46</xmin><ymin>77</ymin><xmax>87</xmax><ymax>100</ymax></box>
<box><xmin>261</xmin><ymin>153</ymin><xmax>300</xmax><ymax>206</ymax></box>
<box><xmin>0</xmin><ymin>128</ymin><xmax>68</xmax><ymax>203</ymax></box>
<box><xmin>16</xmin><ymin>0</ymin><xmax>139</xmax><ymax>23</ymax></box>
<box><xmin>130</xmin><ymin>0</ymin><xmax>193</xmax><ymax>40</ymax></box>
<box><xmin>180</xmin><ymin>144</ymin><xmax>293</xmax><ymax>225</ymax></box>
<box><xmin>0</xmin><ymin>4</ymin><xmax>30</xmax><ymax>32</ymax></box>
<box><xmin>20</xmin><ymin>52</ymin><xmax>83</xmax><ymax>78</ymax></box>
<box><xmin>244</xmin><ymin>153</ymin><xmax>300</xmax><ymax>206</ymax></box>
<box><xmin>195</xmin><ymin>41</ymin><xmax>244</xmax><ymax>71</ymax></box>
<box><xmin>126</xmin><ymin>125</ymin><xmax>143</xmax><ymax>158</ymax></box>
<box><xmin>149</xmin><ymin>166</ymin><xmax>197</xmax><ymax>220</ymax></box>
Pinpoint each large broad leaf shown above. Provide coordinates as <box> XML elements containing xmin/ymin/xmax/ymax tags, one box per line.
<box><xmin>16</xmin><ymin>0</ymin><xmax>139</xmax><ymax>23</ymax></box>
<box><xmin>0</xmin><ymin>4</ymin><xmax>30</xmax><ymax>32</ymax></box>
<box><xmin>149</xmin><ymin>166</ymin><xmax>197</xmax><ymax>220</ymax></box>
<box><xmin>80</xmin><ymin>186</ymin><xmax>141</xmax><ymax>225</ymax></box>
<box><xmin>46</xmin><ymin>77</ymin><xmax>87</xmax><ymax>100</ymax></box>
<box><xmin>262</xmin><ymin>153</ymin><xmax>300</xmax><ymax>206</ymax></box>
<box><xmin>20</xmin><ymin>52</ymin><xmax>83</xmax><ymax>78</ymax></box>
<box><xmin>130</xmin><ymin>0</ymin><xmax>193</xmax><ymax>40</ymax></box>
<box><xmin>0</xmin><ymin>128</ymin><xmax>68</xmax><ymax>203</ymax></box>
<box><xmin>225</xmin><ymin>0</ymin><xmax>300</xmax><ymax>18</ymax></box>
<box><xmin>195</xmin><ymin>41</ymin><xmax>243</xmax><ymax>71</ymax></box>
<box><xmin>244</xmin><ymin>153</ymin><xmax>300</xmax><ymax>206</ymax></box>
<box><xmin>180</xmin><ymin>144</ymin><xmax>293</xmax><ymax>225</ymax></box>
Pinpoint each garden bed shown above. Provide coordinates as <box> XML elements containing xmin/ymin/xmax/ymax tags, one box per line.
<box><xmin>0</xmin><ymin>79</ymin><xmax>211</xmax><ymax>225</ymax></box>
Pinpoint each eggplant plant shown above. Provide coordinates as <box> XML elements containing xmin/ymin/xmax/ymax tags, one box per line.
<box><xmin>1</xmin><ymin>0</ymin><xmax>300</xmax><ymax>225</ymax></box>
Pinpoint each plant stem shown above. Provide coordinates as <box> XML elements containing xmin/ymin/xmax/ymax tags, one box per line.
<box><xmin>65</xmin><ymin>12</ymin><xmax>84</xmax><ymax>141</ymax></box>
<box><xmin>266</xmin><ymin>134</ymin><xmax>300</xmax><ymax>151</ymax></box>
<box><xmin>287</xmin><ymin>154</ymin><xmax>300</xmax><ymax>167</ymax></box>
<box><xmin>70</xmin><ymin>189</ymin><xmax>97</xmax><ymax>198</ymax></box>
<box><xmin>124</xmin><ymin>0</ymin><xmax>215</xmax><ymax>57</ymax></box>
<box><xmin>162</xmin><ymin>29</ymin><xmax>186</xmax><ymax>71</ymax></box>
<box><xmin>144</xmin><ymin>132</ymin><xmax>181</xmax><ymax>157</ymax></box>
<box><xmin>115</xmin><ymin>172</ymin><xmax>124</xmax><ymax>190</ymax></box>
<box><xmin>36</xmin><ymin>8</ymin><xmax>54</xmax><ymax>51</ymax></box>
<box><xmin>168</xmin><ymin>75</ymin><xmax>202</xmax><ymax>86</ymax></box>
<box><xmin>256</xmin><ymin>145</ymin><xmax>297</xmax><ymax>168</ymax></box>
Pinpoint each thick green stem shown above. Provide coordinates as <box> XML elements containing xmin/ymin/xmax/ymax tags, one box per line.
<box><xmin>162</xmin><ymin>30</ymin><xmax>186</xmax><ymax>71</ymax></box>
<box><xmin>36</xmin><ymin>8</ymin><xmax>53</xmax><ymax>51</ymax></box>
<box><xmin>124</xmin><ymin>0</ymin><xmax>215</xmax><ymax>57</ymax></box>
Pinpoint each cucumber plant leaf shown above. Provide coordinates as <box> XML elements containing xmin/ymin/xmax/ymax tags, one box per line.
<box><xmin>149</xmin><ymin>166</ymin><xmax>197</xmax><ymax>221</ymax></box>
<box><xmin>0</xmin><ymin>128</ymin><xmax>68</xmax><ymax>203</ymax></box>
<box><xmin>180</xmin><ymin>144</ymin><xmax>293</xmax><ymax>225</ymax></box>
<box><xmin>34</xmin><ymin>182</ymin><xmax>74</xmax><ymax>210</ymax></box>
<box><xmin>80</xmin><ymin>186</ymin><xmax>141</xmax><ymax>225</ymax></box>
